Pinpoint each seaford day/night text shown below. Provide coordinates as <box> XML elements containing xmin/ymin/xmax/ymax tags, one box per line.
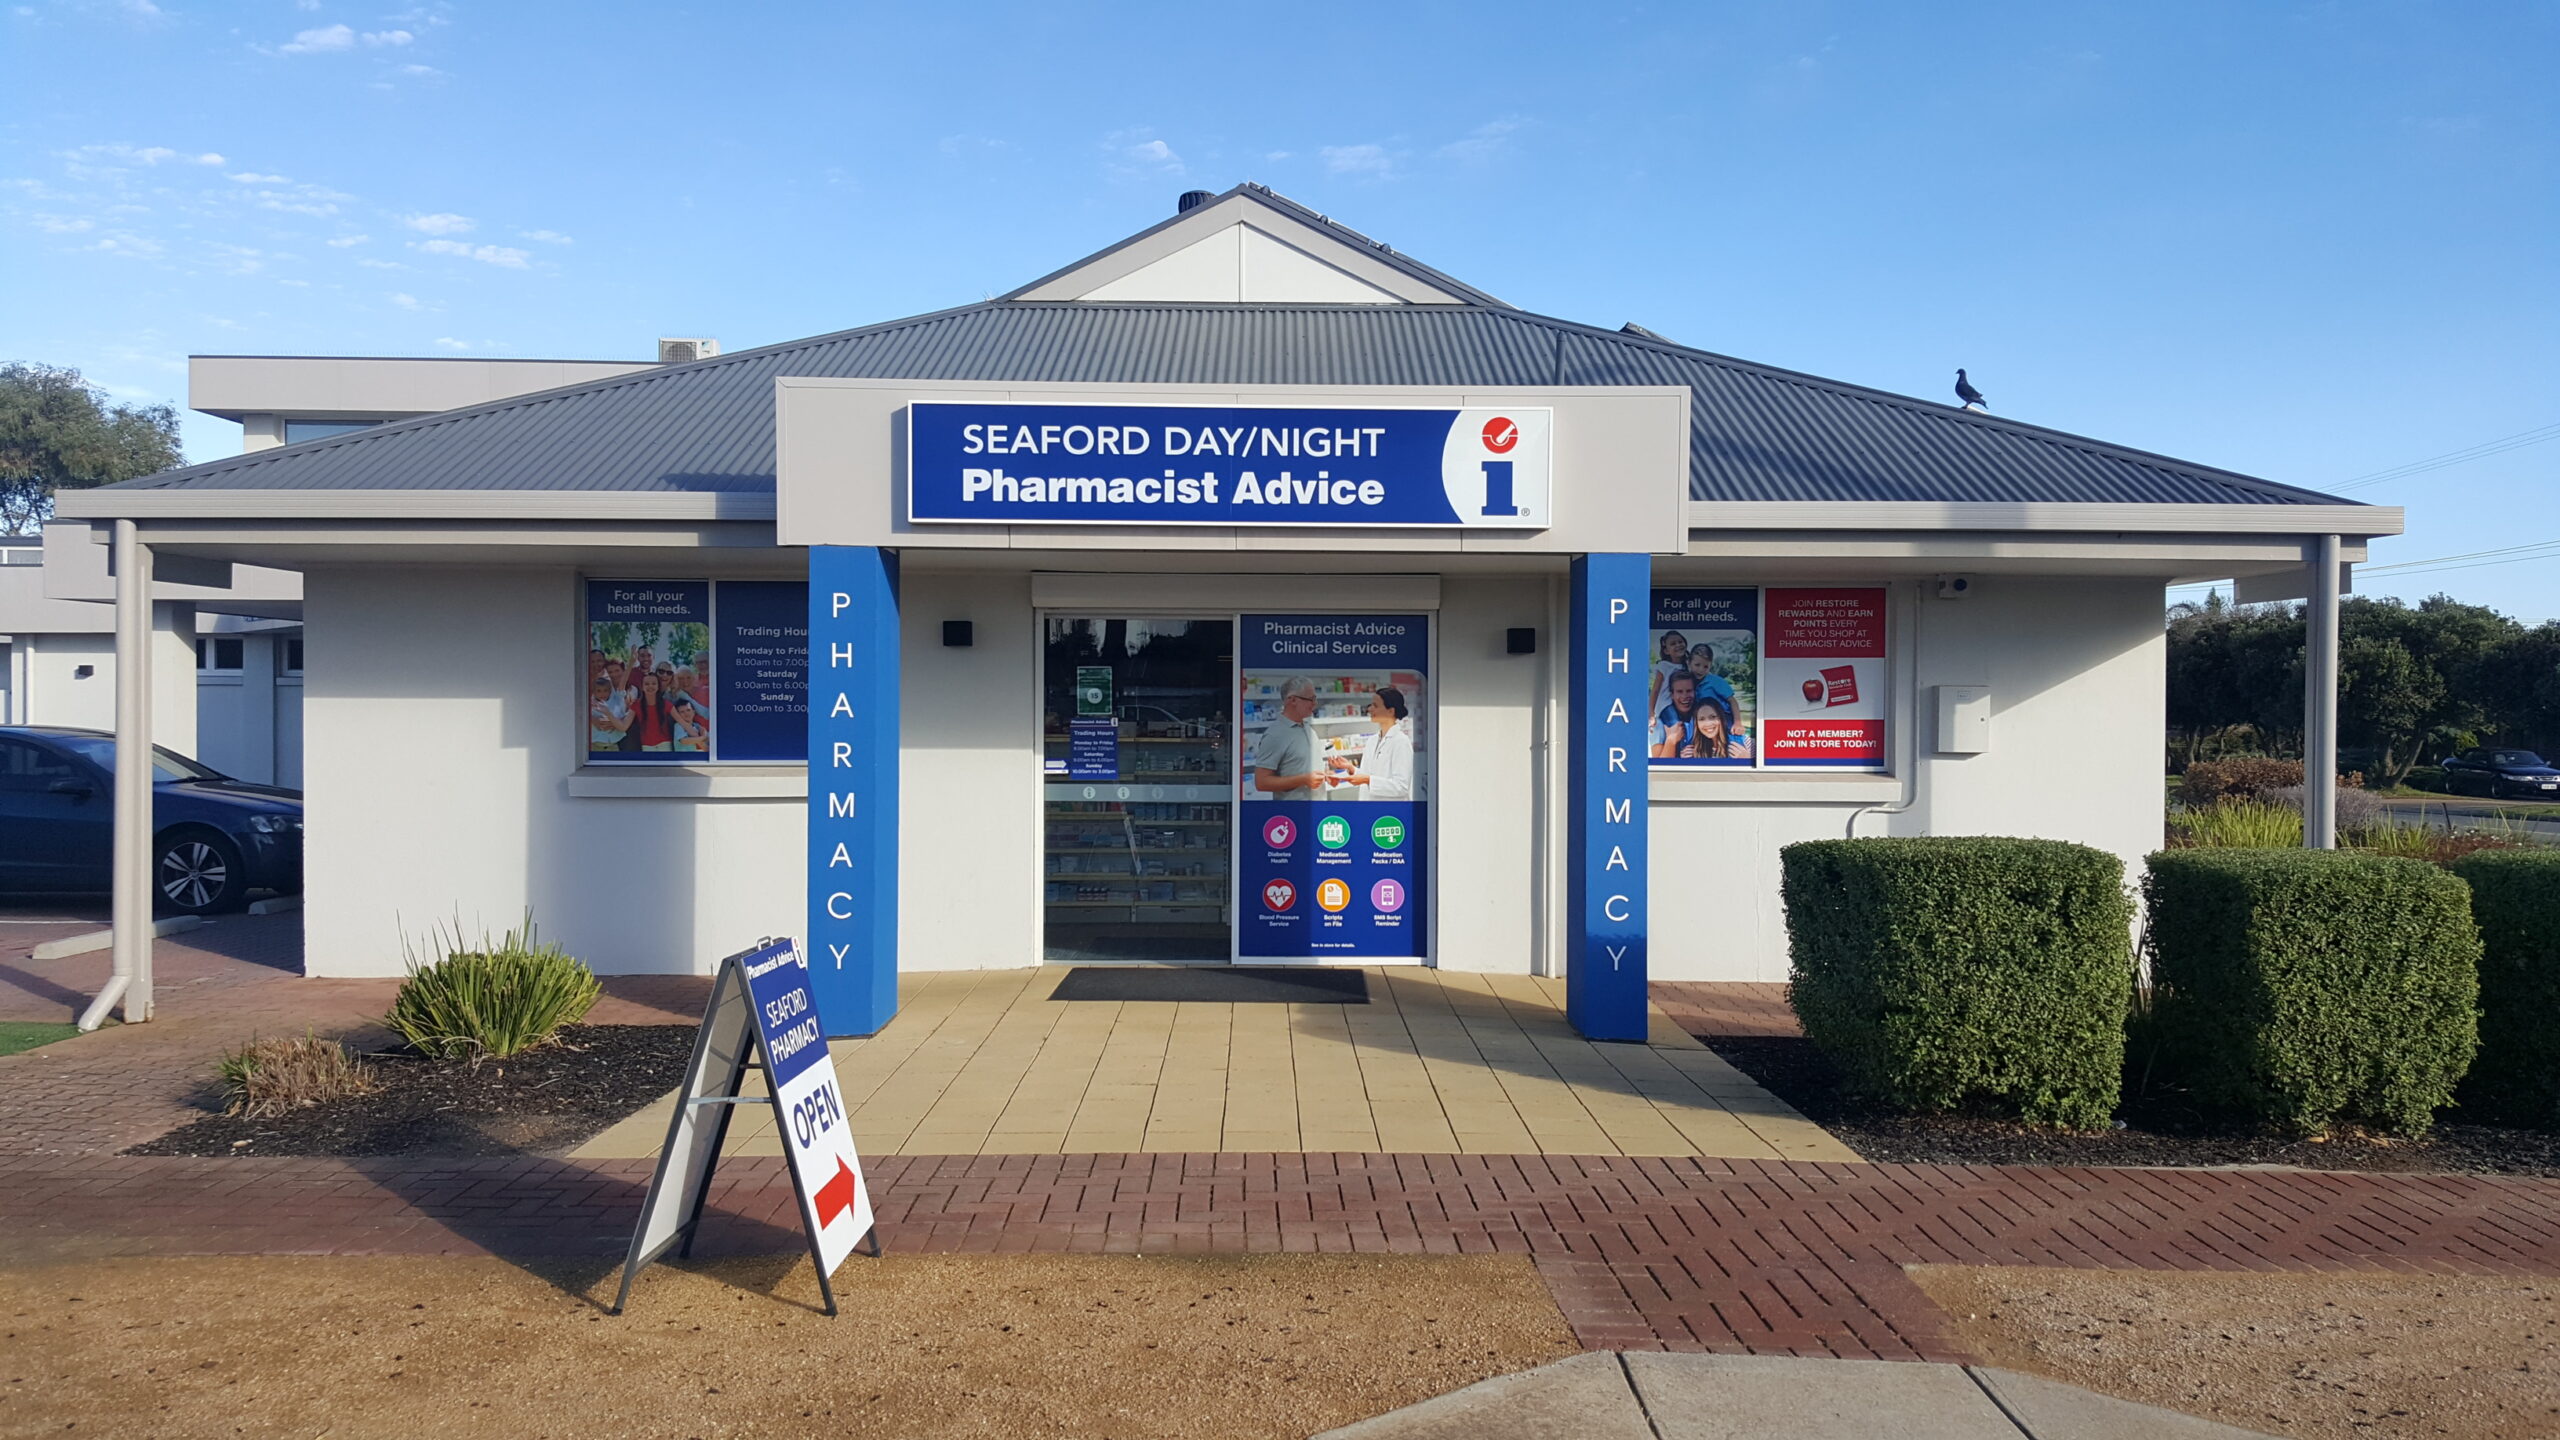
<box><xmin>958</xmin><ymin>419</ymin><xmax>1395</xmax><ymax>509</ymax></box>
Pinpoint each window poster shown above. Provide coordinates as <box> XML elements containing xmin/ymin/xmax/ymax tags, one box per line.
<box><xmin>1761</xmin><ymin>586</ymin><xmax>1887</xmax><ymax>768</ymax></box>
<box><xmin>1238</xmin><ymin>614</ymin><xmax>1428</xmax><ymax>959</ymax></box>
<box><xmin>1647</xmin><ymin>589</ymin><xmax>1757</xmax><ymax>766</ymax></box>
<box><xmin>713</xmin><ymin>581</ymin><xmax>810</xmax><ymax>762</ymax></box>
<box><xmin>588</xmin><ymin>580</ymin><xmax>808</xmax><ymax>764</ymax></box>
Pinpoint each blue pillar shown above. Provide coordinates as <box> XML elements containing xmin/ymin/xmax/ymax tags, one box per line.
<box><xmin>1566</xmin><ymin>553</ymin><xmax>1651</xmax><ymax>1042</ymax></box>
<box><xmin>805</xmin><ymin>546</ymin><xmax>900</xmax><ymax>1037</ymax></box>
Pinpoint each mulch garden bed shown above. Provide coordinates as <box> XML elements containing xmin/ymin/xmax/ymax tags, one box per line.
<box><xmin>127</xmin><ymin>1024</ymin><xmax>696</xmax><ymax>1159</ymax></box>
<box><xmin>1709</xmin><ymin>1034</ymin><xmax>2560</xmax><ymax>1177</ymax></box>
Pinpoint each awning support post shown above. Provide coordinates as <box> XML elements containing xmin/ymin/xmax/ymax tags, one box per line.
<box><xmin>83</xmin><ymin>519</ymin><xmax>156</xmax><ymax>1028</ymax></box>
<box><xmin>2304</xmin><ymin>533</ymin><xmax>2343</xmax><ymax>850</ymax></box>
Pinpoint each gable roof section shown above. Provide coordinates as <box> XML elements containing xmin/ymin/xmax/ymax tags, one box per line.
<box><xmin>1005</xmin><ymin>184</ymin><xmax>1510</xmax><ymax>308</ymax></box>
<box><xmin>103</xmin><ymin>300</ymin><xmax>2365</xmax><ymax>511</ymax></box>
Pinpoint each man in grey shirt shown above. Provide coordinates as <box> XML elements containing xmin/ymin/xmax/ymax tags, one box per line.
<box><xmin>1250</xmin><ymin>676</ymin><xmax>1326</xmax><ymax>801</ymax></box>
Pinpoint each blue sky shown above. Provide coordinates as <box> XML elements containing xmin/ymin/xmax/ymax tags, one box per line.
<box><xmin>6</xmin><ymin>2</ymin><xmax>2554</xmax><ymax>618</ymax></box>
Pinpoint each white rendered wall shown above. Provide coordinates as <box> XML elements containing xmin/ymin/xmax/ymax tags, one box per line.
<box><xmin>302</xmin><ymin>567</ymin><xmax>803</xmax><ymax>977</ymax></box>
<box><xmin>24</xmin><ymin>634</ymin><xmax>115</xmax><ymax>731</ymax></box>
<box><xmin>895</xmin><ymin>569</ymin><xmax>1040</xmax><ymax>969</ymax></box>
<box><xmin>1648</xmin><ymin>578</ymin><xmax>2165</xmax><ymax>983</ymax></box>
<box><xmin>1431</xmin><ymin>577</ymin><xmax>1551</xmax><ymax>974</ymax></box>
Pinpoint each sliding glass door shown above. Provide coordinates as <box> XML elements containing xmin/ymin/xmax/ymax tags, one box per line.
<box><xmin>1040</xmin><ymin>617</ymin><xmax>1234</xmax><ymax>964</ymax></box>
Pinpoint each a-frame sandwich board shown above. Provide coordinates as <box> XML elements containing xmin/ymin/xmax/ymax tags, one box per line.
<box><xmin>611</xmin><ymin>937</ymin><xmax>878</xmax><ymax>1316</ymax></box>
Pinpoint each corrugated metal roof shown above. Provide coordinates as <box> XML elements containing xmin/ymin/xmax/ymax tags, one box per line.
<box><xmin>117</xmin><ymin>301</ymin><xmax>2359</xmax><ymax>508</ymax></box>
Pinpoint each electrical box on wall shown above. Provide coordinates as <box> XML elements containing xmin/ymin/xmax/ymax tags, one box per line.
<box><xmin>1935</xmin><ymin>685</ymin><xmax>1991</xmax><ymax>754</ymax></box>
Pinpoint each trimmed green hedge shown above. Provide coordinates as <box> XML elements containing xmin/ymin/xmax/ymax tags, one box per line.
<box><xmin>2143</xmin><ymin>850</ymin><xmax>2479</xmax><ymax>1137</ymax></box>
<box><xmin>2450</xmin><ymin>849</ymin><xmax>2560</xmax><ymax>1126</ymax></box>
<box><xmin>1781</xmin><ymin>837</ymin><xmax>2134</xmax><ymax>1129</ymax></box>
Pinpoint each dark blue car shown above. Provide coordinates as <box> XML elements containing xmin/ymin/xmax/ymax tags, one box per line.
<box><xmin>0</xmin><ymin>725</ymin><xmax>303</xmax><ymax>914</ymax></box>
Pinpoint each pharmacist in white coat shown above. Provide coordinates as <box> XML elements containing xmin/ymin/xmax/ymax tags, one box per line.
<box><xmin>1331</xmin><ymin>687</ymin><xmax>1415</xmax><ymax>801</ymax></box>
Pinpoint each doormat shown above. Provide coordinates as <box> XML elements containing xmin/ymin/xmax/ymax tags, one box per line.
<box><xmin>1047</xmin><ymin>966</ymin><xmax>1371</xmax><ymax>1005</ymax></box>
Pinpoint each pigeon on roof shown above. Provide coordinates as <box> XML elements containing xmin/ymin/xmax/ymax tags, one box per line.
<box><xmin>1955</xmin><ymin>369</ymin><xmax>1987</xmax><ymax>411</ymax></box>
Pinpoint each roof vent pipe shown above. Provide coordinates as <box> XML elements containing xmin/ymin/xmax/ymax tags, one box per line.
<box><xmin>1176</xmin><ymin>189</ymin><xmax>1214</xmax><ymax>214</ymax></box>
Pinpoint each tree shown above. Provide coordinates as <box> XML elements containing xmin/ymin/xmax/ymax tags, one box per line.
<box><xmin>0</xmin><ymin>363</ymin><xmax>185</xmax><ymax>534</ymax></box>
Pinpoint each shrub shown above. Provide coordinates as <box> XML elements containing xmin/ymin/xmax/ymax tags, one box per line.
<box><xmin>218</xmin><ymin>1032</ymin><xmax>375</xmax><ymax>1117</ymax></box>
<box><xmin>1781</xmin><ymin>837</ymin><xmax>2134</xmax><ymax>1129</ymax></box>
<box><xmin>2169</xmin><ymin>799</ymin><xmax>2302</xmax><ymax>849</ymax></box>
<box><xmin>2143</xmin><ymin>850</ymin><xmax>2479</xmax><ymax>1136</ymax></box>
<box><xmin>2261</xmin><ymin>784</ymin><xmax>2386</xmax><ymax>833</ymax></box>
<box><xmin>2178</xmin><ymin>758</ymin><xmax>2364</xmax><ymax>809</ymax></box>
<box><xmin>2450</xmin><ymin>849</ymin><xmax>2560</xmax><ymax>1126</ymax></box>
<box><xmin>386</xmin><ymin>916</ymin><xmax>601</xmax><ymax>1060</ymax></box>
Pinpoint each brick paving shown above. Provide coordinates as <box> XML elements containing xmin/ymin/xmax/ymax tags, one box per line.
<box><xmin>2</xmin><ymin>1149</ymin><xmax>2555</xmax><ymax>1360</ymax></box>
<box><xmin>7</xmin><ymin>924</ymin><xmax>2558</xmax><ymax>1362</ymax></box>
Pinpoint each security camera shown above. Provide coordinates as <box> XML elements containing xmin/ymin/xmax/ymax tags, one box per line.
<box><xmin>1935</xmin><ymin>575</ymin><xmax>1974</xmax><ymax>599</ymax></box>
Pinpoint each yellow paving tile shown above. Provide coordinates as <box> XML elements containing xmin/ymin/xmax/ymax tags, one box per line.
<box><xmin>571</xmin><ymin>963</ymin><xmax>1862</xmax><ymax>1165</ymax></box>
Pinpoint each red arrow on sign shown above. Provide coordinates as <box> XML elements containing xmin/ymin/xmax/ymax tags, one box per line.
<box><xmin>814</xmin><ymin>1155</ymin><xmax>861</xmax><ymax>1228</ymax></box>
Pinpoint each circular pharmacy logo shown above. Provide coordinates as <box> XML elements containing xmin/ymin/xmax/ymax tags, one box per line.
<box><xmin>1371</xmin><ymin>879</ymin><xmax>1405</xmax><ymax>913</ymax></box>
<box><xmin>1261</xmin><ymin>815</ymin><xmax>1297</xmax><ymax>849</ymax></box>
<box><xmin>1369</xmin><ymin>815</ymin><xmax>1406</xmax><ymax>849</ymax></box>
<box><xmin>1262</xmin><ymin>879</ymin><xmax>1297</xmax><ymax>911</ymax></box>
<box><xmin>1316</xmin><ymin>878</ymin><xmax>1352</xmax><ymax>913</ymax></box>
<box><xmin>1317</xmin><ymin>815</ymin><xmax>1351</xmax><ymax>850</ymax></box>
<box><xmin>1481</xmin><ymin>416</ymin><xmax>1520</xmax><ymax>454</ymax></box>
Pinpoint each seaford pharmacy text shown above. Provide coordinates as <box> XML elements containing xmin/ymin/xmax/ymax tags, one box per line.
<box><xmin>907</xmin><ymin>402</ymin><xmax>1551</xmax><ymax>528</ymax></box>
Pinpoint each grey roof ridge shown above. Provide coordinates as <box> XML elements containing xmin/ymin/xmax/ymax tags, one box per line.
<box><xmin>1467</xmin><ymin>304</ymin><xmax>2364</xmax><ymax>509</ymax></box>
<box><xmin>996</xmin><ymin>182</ymin><xmax>1514</xmax><ymax>310</ymax></box>
<box><xmin>114</xmin><ymin>299</ymin><xmax>1018</xmax><ymax>491</ymax></box>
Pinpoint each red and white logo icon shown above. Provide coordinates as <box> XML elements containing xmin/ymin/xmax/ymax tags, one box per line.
<box><xmin>1262</xmin><ymin>879</ymin><xmax>1297</xmax><ymax>911</ymax></box>
<box><xmin>1480</xmin><ymin>416</ymin><xmax>1520</xmax><ymax>454</ymax></box>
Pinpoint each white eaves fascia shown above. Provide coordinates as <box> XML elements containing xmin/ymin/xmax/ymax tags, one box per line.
<box><xmin>53</xmin><ymin>489</ymin><xmax>778</xmax><ymax>523</ymax></box>
<box><xmin>1687</xmin><ymin>501</ymin><xmax>2403</xmax><ymax>538</ymax></box>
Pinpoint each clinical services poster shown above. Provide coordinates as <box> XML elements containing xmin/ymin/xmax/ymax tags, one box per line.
<box><xmin>1761</xmin><ymin>587</ymin><xmax>1887</xmax><ymax>767</ymax></box>
<box><xmin>1237</xmin><ymin>614</ymin><xmax>1428</xmax><ymax>959</ymax></box>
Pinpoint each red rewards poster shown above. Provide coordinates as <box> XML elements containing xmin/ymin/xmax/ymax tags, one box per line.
<box><xmin>1762</xmin><ymin>588</ymin><xmax>1886</xmax><ymax>767</ymax></box>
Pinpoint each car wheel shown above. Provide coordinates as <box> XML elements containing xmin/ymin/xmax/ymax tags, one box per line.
<box><xmin>156</xmin><ymin>832</ymin><xmax>247</xmax><ymax>915</ymax></box>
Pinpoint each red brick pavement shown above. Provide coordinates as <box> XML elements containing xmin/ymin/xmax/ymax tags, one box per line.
<box><xmin>3</xmin><ymin>1149</ymin><xmax>2553</xmax><ymax>1362</ymax></box>
<box><xmin>1650</xmin><ymin>981</ymin><xmax>1802</xmax><ymax>1039</ymax></box>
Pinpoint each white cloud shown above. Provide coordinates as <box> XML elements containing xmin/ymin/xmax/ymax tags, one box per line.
<box><xmin>387</xmin><ymin>291</ymin><xmax>424</xmax><ymax>310</ymax></box>
<box><xmin>356</xmin><ymin>257</ymin><xmax>406</xmax><ymax>269</ymax></box>
<box><xmin>364</xmin><ymin>28</ymin><xmax>413</xmax><ymax>46</ymax></box>
<box><xmin>1126</xmin><ymin>138</ymin><xmax>1183</xmax><ymax>174</ymax></box>
<box><xmin>398</xmin><ymin>63</ymin><xmax>445</xmax><ymax>78</ymax></box>
<box><xmin>295</xmin><ymin>0</ymin><xmax>321</xmax><ymax>9</ymax></box>
<box><xmin>1435</xmin><ymin>119</ymin><xmax>1521</xmax><ymax>164</ymax></box>
<box><xmin>1321</xmin><ymin>143</ymin><xmax>1394</xmax><ymax>177</ymax></box>
<box><xmin>1264</xmin><ymin>150</ymin><xmax>1293</xmax><ymax>162</ymax></box>
<box><xmin>278</xmin><ymin>23</ymin><xmax>353</xmax><ymax>52</ymax></box>
<box><xmin>519</xmin><ymin>229</ymin><xmax>572</xmax><ymax>245</ymax></box>
<box><xmin>416</xmin><ymin>238</ymin><xmax>530</xmax><ymax>268</ymax></box>
<box><xmin>34</xmin><ymin>215</ymin><xmax>95</xmax><ymax>233</ymax></box>
<box><xmin>326</xmin><ymin>233</ymin><xmax>370</xmax><ymax>247</ymax></box>
<box><xmin>228</xmin><ymin>172</ymin><xmax>290</xmax><ymax>184</ymax></box>
<box><xmin>433</xmin><ymin>337</ymin><xmax>470</xmax><ymax>352</ymax></box>
<box><xmin>401</xmin><ymin>211</ymin><xmax>473</xmax><ymax>235</ymax></box>
<box><xmin>91</xmin><ymin>232</ymin><xmax>165</xmax><ymax>258</ymax></box>
<box><xmin>68</xmin><ymin>144</ymin><xmax>225</xmax><ymax>170</ymax></box>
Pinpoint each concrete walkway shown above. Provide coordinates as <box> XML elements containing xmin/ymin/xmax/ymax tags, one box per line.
<box><xmin>1316</xmin><ymin>1352</ymin><xmax>2271</xmax><ymax>1439</ymax></box>
<box><xmin>574</xmin><ymin>966</ymin><xmax>1855</xmax><ymax>1162</ymax></box>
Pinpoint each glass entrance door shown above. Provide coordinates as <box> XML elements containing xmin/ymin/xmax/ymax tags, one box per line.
<box><xmin>1041</xmin><ymin>617</ymin><xmax>1234</xmax><ymax>964</ymax></box>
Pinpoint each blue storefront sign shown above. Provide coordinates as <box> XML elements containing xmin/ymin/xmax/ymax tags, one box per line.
<box><xmin>1237</xmin><ymin>613</ymin><xmax>1429</xmax><ymax>959</ymax></box>
<box><xmin>906</xmin><ymin>403</ymin><xmax>1551</xmax><ymax>529</ymax></box>
<box><xmin>1567</xmin><ymin>555</ymin><xmax>1650</xmax><ymax>1041</ymax></box>
<box><xmin>805</xmin><ymin>548</ymin><xmax>899</xmax><ymax>1036</ymax></box>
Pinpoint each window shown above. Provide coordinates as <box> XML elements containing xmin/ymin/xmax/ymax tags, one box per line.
<box><xmin>282</xmin><ymin>419</ymin><xmax>380</xmax><ymax>444</ymax></box>
<box><xmin>1647</xmin><ymin>586</ymin><xmax>1889</xmax><ymax>772</ymax></box>
<box><xmin>280</xmin><ymin>637</ymin><xmax>305</xmax><ymax>675</ymax></box>
<box><xmin>0</xmin><ymin>737</ymin><xmax>79</xmax><ymax>788</ymax></box>
<box><xmin>584</xmin><ymin>579</ymin><xmax>808</xmax><ymax>764</ymax></box>
<box><xmin>0</xmin><ymin>547</ymin><xmax>41</xmax><ymax>567</ymax></box>
<box><xmin>196</xmin><ymin>637</ymin><xmax>245</xmax><ymax>672</ymax></box>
